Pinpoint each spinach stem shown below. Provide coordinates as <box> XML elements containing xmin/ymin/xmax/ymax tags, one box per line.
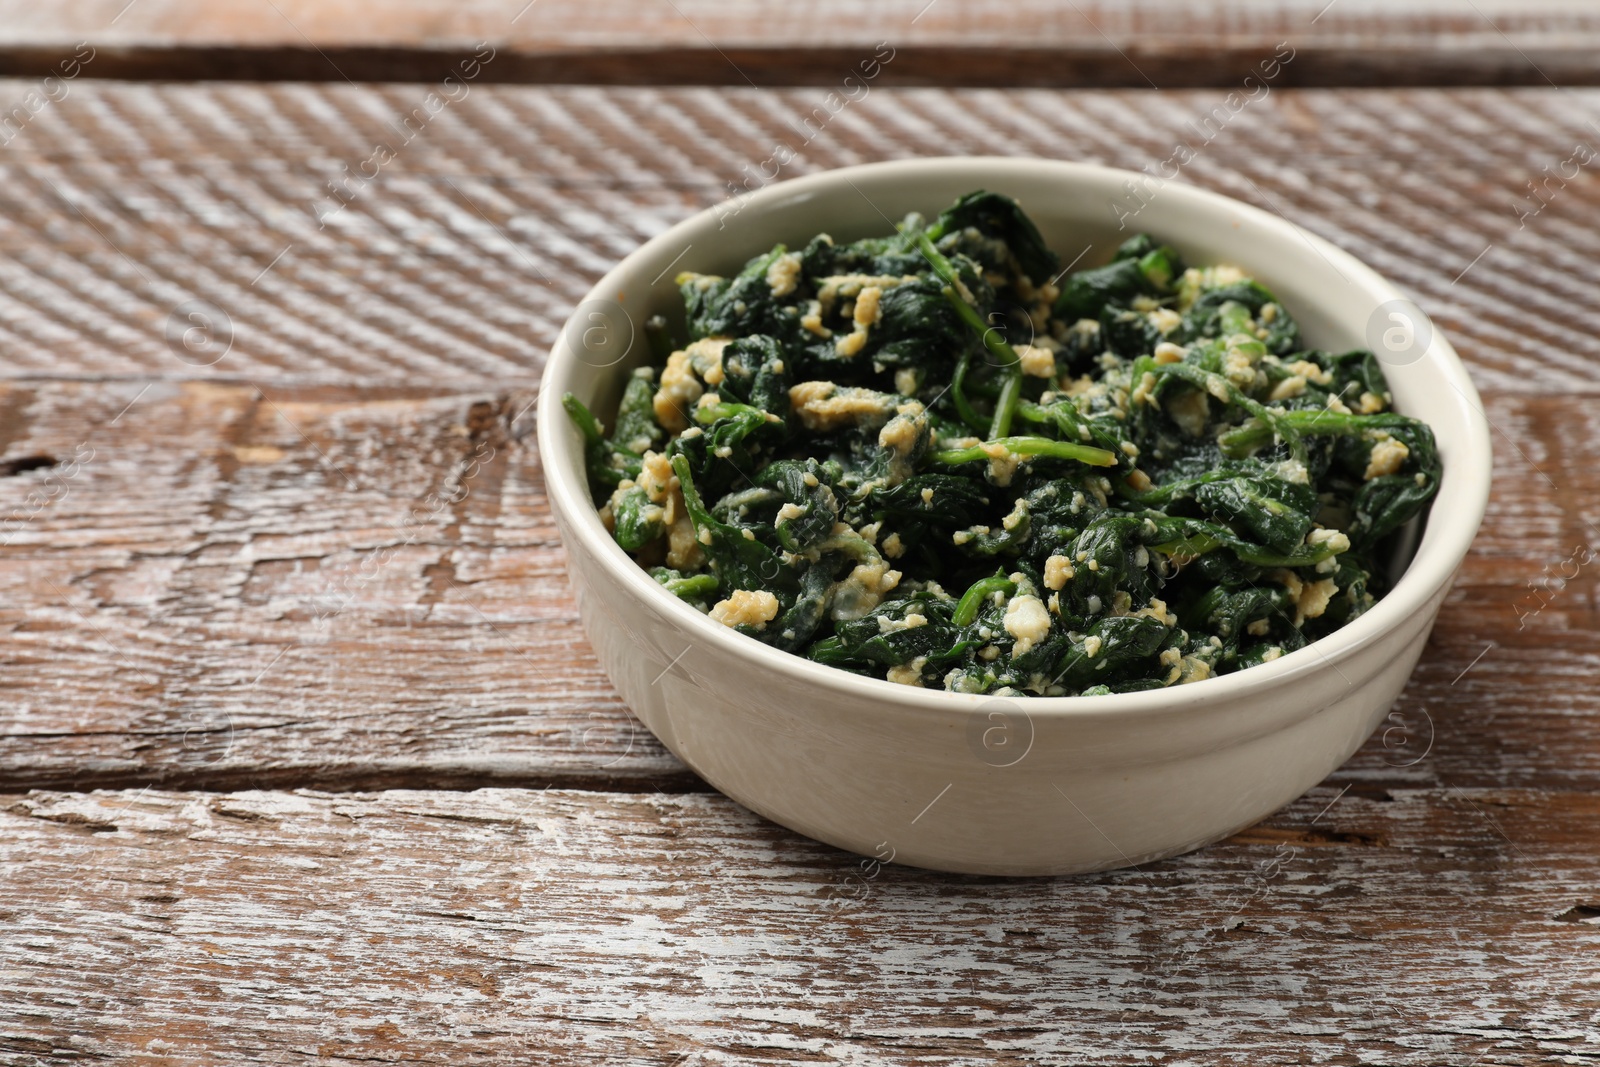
<box><xmin>1135</xmin><ymin>358</ymin><xmax>1305</xmax><ymax>463</ymax></box>
<box><xmin>953</xmin><ymin>575</ymin><xmax>1018</xmax><ymax>627</ymax></box>
<box><xmin>561</xmin><ymin>392</ymin><xmax>605</xmax><ymax>443</ymax></box>
<box><xmin>1217</xmin><ymin>408</ymin><xmax>1401</xmax><ymax>454</ymax></box>
<box><xmin>990</xmin><ymin>372</ymin><xmax>1025</xmax><ymax>440</ymax></box>
<box><xmin>931</xmin><ymin>435</ymin><xmax>1118</xmax><ymax>468</ymax></box>
<box><xmin>914</xmin><ymin>232</ymin><xmax>1022</xmax><ymax>438</ymax></box>
<box><xmin>657</xmin><ymin>572</ymin><xmax>720</xmax><ymax>600</ymax></box>
<box><xmin>950</xmin><ymin>353</ymin><xmax>990</xmax><ymax>433</ymax></box>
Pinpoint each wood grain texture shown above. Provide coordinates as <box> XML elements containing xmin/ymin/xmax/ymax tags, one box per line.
<box><xmin>0</xmin><ymin>83</ymin><xmax>1594</xmax><ymax>792</ymax></box>
<box><xmin>2</xmin><ymin>1</ymin><xmax>1600</xmax><ymax>86</ymax></box>
<box><xmin>0</xmin><ymin>379</ymin><xmax>685</xmax><ymax>791</ymax></box>
<box><xmin>2</xmin><ymin>787</ymin><xmax>1596</xmax><ymax>1065</ymax></box>
<box><xmin>0</xmin><ymin>83</ymin><xmax>1594</xmax><ymax>396</ymax></box>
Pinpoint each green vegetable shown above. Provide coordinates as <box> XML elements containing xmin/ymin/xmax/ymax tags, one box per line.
<box><xmin>914</xmin><ymin>231</ymin><xmax>1023</xmax><ymax>438</ymax></box>
<box><xmin>568</xmin><ymin>192</ymin><xmax>1442</xmax><ymax>696</ymax></box>
<box><xmin>562</xmin><ymin>392</ymin><xmax>639</xmax><ymax>494</ymax></box>
<box><xmin>671</xmin><ymin>453</ymin><xmax>797</xmax><ymax>598</ymax></box>
<box><xmin>613</xmin><ymin>369</ymin><xmax>664</xmax><ymax>456</ymax></box>
<box><xmin>928</xmin><ymin>189</ymin><xmax>1059</xmax><ymax>285</ymax></box>
<box><xmin>931</xmin><ymin>436</ymin><xmax>1118</xmax><ymax>469</ymax></box>
<box><xmin>652</xmin><ymin>567</ymin><xmax>719</xmax><ymax>604</ymax></box>
<box><xmin>1055</xmin><ymin>234</ymin><xmax>1184</xmax><ymax>322</ymax></box>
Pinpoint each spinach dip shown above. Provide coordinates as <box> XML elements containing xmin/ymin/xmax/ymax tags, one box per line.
<box><xmin>564</xmin><ymin>191</ymin><xmax>1440</xmax><ymax>696</ymax></box>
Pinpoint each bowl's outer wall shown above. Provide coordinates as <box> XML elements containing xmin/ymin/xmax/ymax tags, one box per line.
<box><xmin>538</xmin><ymin>158</ymin><xmax>1491</xmax><ymax>875</ymax></box>
<box><xmin>565</xmin><ymin>506</ymin><xmax>1443</xmax><ymax>875</ymax></box>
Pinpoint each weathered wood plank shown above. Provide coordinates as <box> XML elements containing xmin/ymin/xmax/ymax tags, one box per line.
<box><xmin>0</xmin><ymin>84</ymin><xmax>1591</xmax><ymax>394</ymax></box>
<box><xmin>0</xmin><ymin>379</ymin><xmax>1594</xmax><ymax>792</ymax></box>
<box><xmin>0</xmin><ymin>378</ymin><xmax>684</xmax><ymax>789</ymax></box>
<box><xmin>1</xmin><ymin>786</ymin><xmax>1595</xmax><ymax>1064</ymax></box>
<box><xmin>1</xmin><ymin>1</ymin><xmax>1599</xmax><ymax>86</ymax></box>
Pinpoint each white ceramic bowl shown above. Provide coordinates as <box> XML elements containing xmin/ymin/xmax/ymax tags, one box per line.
<box><xmin>537</xmin><ymin>157</ymin><xmax>1491</xmax><ymax>876</ymax></box>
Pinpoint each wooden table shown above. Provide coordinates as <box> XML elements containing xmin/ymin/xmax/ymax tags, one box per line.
<box><xmin>5</xmin><ymin>0</ymin><xmax>1600</xmax><ymax>85</ymax></box>
<box><xmin>1</xmin><ymin>9</ymin><xmax>1598</xmax><ymax>1063</ymax></box>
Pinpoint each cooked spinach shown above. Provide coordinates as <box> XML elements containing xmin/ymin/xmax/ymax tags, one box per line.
<box><xmin>566</xmin><ymin>192</ymin><xmax>1441</xmax><ymax>696</ymax></box>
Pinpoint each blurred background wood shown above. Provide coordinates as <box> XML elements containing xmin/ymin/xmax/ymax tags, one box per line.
<box><xmin>1</xmin><ymin>0</ymin><xmax>1599</xmax><ymax>86</ymax></box>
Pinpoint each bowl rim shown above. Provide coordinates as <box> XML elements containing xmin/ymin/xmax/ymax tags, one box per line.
<box><xmin>537</xmin><ymin>155</ymin><xmax>1492</xmax><ymax>720</ymax></box>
